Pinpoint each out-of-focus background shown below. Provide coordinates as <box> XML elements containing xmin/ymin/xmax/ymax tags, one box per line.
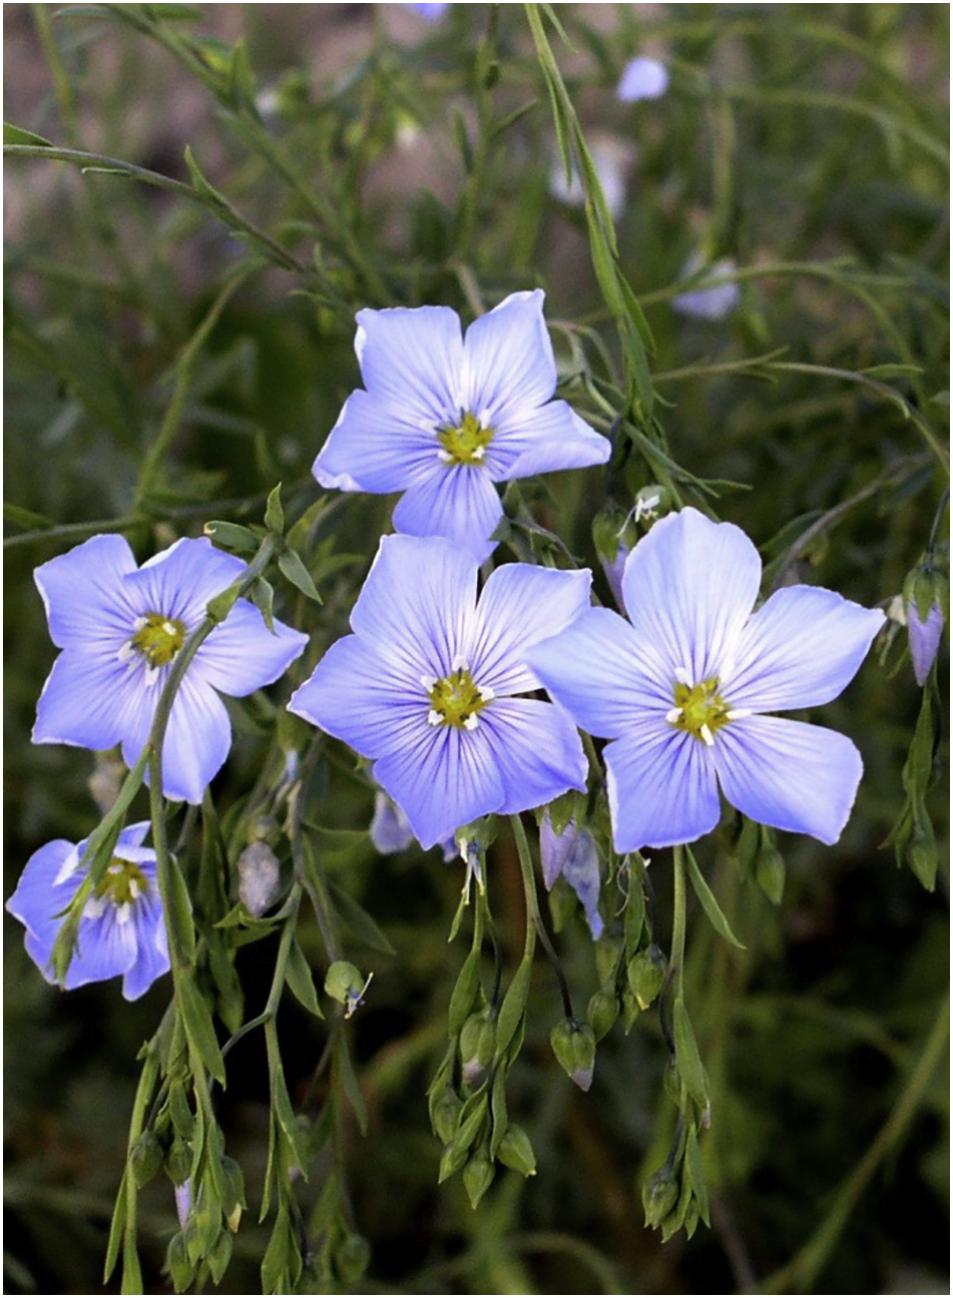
<box><xmin>4</xmin><ymin>3</ymin><xmax>949</xmax><ymax>1294</ymax></box>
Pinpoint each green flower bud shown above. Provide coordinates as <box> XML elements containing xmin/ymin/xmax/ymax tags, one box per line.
<box><xmin>497</xmin><ymin>1124</ymin><xmax>537</xmax><ymax>1177</ymax></box>
<box><xmin>221</xmin><ymin>1155</ymin><xmax>245</xmax><ymax>1232</ymax></box>
<box><xmin>203</xmin><ymin>520</ymin><xmax>260</xmax><ymax>554</ymax></box>
<box><xmin>324</xmin><ymin>961</ymin><xmax>372</xmax><ymax>1018</ymax></box>
<box><xmin>438</xmin><ymin>1139</ymin><xmax>470</xmax><ymax>1183</ymax></box>
<box><xmin>756</xmin><ymin>845</ymin><xmax>785</xmax><ymax>905</ymax></box>
<box><xmin>335</xmin><ymin>1233</ymin><xmax>371</xmax><ymax>1284</ymax></box>
<box><xmin>587</xmin><ymin>987</ymin><xmax>619</xmax><ymax>1042</ymax></box>
<box><xmin>463</xmin><ymin>1151</ymin><xmax>495</xmax><ymax>1209</ymax></box>
<box><xmin>208</xmin><ymin>1229</ymin><xmax>233</xmax><ymax>1285</ymax></box>
<box><xmin>662</xmin><ymin>1056</ymin><xmax>681</xmax><ymax>1105</ymax></box>
<box><xmin>592</xmin><ymin>504</ymin><xmax>629</xmax><ymax>565</ymax></box>
<box><xmin>130</xmin><ymin>1129</ymin><xmax>163</xmax><ymax>1188</ymax></box>
<box><xmin>165</xmin><ymin>1136</ymin><xmax>192</xmax><ymax>1187</ymax></box>
<box><xmin>626</xmin><ymin>944</ymin><xmax>666</xmax><ymax>1010</ymax></box>
<box><xmin>550</xmin><ymin>1019</ymin><xmax>596</xmax><ymax>1091</ymax></box>
<box><xmin>620</xmin><ymin>986</ymin><xmax>640</xmax><ymax>1034</ymax></box>
<box><xmin>594</xmin><ymin>933</ymin><xmax>623</xmax><ymax>985</ymax></box>
<box><xmin>642</xmin><ymin>1164</ymin><xmax>679</xmax><ymax>1229</ymax></box>
<box><xmin>432</xmin><ymin>1088</ymin><xmax>463</xmax><ymax>1145</ymax></box>
<box><xmin>459</xmin><ymin>1011</ymin><xmax>496</xmax><ymax>1086</ymax></box>
<box><xmin>165</xmin><ymin>1231</ymin><xmax>193</xmax><ymax>1294</ymax></box>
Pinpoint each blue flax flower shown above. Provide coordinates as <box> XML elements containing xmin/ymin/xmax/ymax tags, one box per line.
<box><xmin>528</xmin><ymin>508</ymin><xmax>885</xmax><ymax>851</ymax></box>
<box><xmin>540</xmin><ymin>812</ymin><xmax>603</xmax><ymax>938</ymax></box>
<box><xmin>6</xmin><ymin>822</ymin><xmax>169</xmax><ymax>1000</ymax></box>
<box><xmin>289</xmin><ymin>535</ymin><xmax>591</xmax><ymax>848</ymax></box>
<box><xmin>313</xmin><ymin>291</ymin><xmax>610</xmax><ymax>561</ymax></box>
<box><xmin>33</xmin><ymin>535</ymin><xmax>308</xmax><ymax>804</ymax></box>
<box><xmin>672</xmin><ymin>252</ymin><xmax>740</xmax><ymax>321</ymax></box>
<box><xmin>617</xmin><ymin>56</ymin><xmax>669</xmax><ymax>103</ymax></box>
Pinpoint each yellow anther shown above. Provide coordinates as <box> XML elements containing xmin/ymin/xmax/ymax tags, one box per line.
<box><xmin>131</xmin><ymin>612</ymin><xmax>186</xmax><ymax>668</ymax></box>
<box><xmin>437</xmin><ymin>412</ymin><xmax>494</xmax><ymax>467</ymax></box>
<box><xmin>428</xmin><ymin>667</ymin><xmax>490</xmax><ymax>730</ymax></box>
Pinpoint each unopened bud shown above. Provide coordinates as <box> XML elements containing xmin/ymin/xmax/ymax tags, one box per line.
<box><xmin>463</xmin><ymin>1151</ymin><xmax>495</xmax><ymax>1209</ymax></box>
<box><xmin>642</xmin><ymin>1163</ymin><xmax>679</xmax><ymax>1228</ymax></box>
<box><xmin>237</xmin><ymin>840</ymin><xmax>280</xmax><ymax>916</ymax></box>
<box><xmin>497</xmin><ymin>1124</ymin><xmax>537</xmax><ymax>1177</ymax></box>
<box><xmin>166</xmin><ymin>1137</ymin><xmax>192</xmax><ymax>1187</ymax></box>
<box><xmin>203</xmin><ymin>520</ymin><xmax>259</xmax><ymax>553</ymax></box>
<box><xmin>550</xmin><ymin>1019</ymin><xmax>596</xmax><ymax>1091</ymax></box>
<box><xmin>459</xmin><ymin>1011</ymin><xmax>496</xmax><ymax>1087</ymax></box>
<box><xmin>166</xmin><ymin>1230</ymin><xmax>193</xmax><ymax>1293</ymax></box>
<box><xmin>627</xmin><ymin>944</ymin><xmax>666</xmax><ymax>1010</ymax></box>
<box><xmin>587</xmin><ymin>987</ymin><xmax>619</xmax><ymax>1042</ymax></box>
<box><xmin>130</xmin><ymin>1129</ymin><xmax>163</xmax><ymax>1188</ymax></box>
<box><xmin>620</xmin><ymin>986</ymin><xmax>640</xmax><ymax>1034</ymax></box>
<box><xmin>432</xmin><ymin>1088</ymin><xmax>462</xmax><ymax>1144</ymax></box>
<box><xmin>594</xmin><ymin>933</ymin><xmax>623</xmax><ymax>985</ymax></box>
<box><xmin>208</xmin><ymin>1229</ymin><xmax>233</xmax><ymax>1285</ymax></box>
<box><xmin>335</xmin><ymin>1233</ymin><xmax>371</xmax><ymax>1284</ymax></box>
<box><xmin>324</xmin><ymin>961</ymin><xmax>372</xmax><ymax>1018</ymax></box>
<box><xmin>221</xmin><ymin>1155</ymin><xmax>245</xmax><ymax>1232</ymax></box>
<box><xmin>756</xmin><ymin>846</ymin><xmax>785</xmax><ymax>905</ymax></box>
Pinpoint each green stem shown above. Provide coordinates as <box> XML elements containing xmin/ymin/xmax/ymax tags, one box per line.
<box><xmin>509</xmin><ymin>814</ymin><xmax>574</xmax><ymax>1018</ymax></box>
<box><xmin>671</xmin><ymin>846</ymin><xmax>687</xmax><ymax>1001</ymax></box>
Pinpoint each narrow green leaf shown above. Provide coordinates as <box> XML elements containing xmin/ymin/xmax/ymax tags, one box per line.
<box><xmin>673</xmin><ymin>998</ymin><xmax>709</xmax><ymax>1110</ymax></box>
<box><xmin>448</xmin><ymin>949</ymin><xmax>482</xmax><ymax>1036</ymax></box>
<box><xmin>335</xmin><ymin>1036</ymin><xmax>368</xmax><ymax>1136</ymax></box>
<box><xmin>277</xmin><ymin>548</ymin><xmax>322</xmax><ymax>603</ymax></box>
<box><xmin>178</xmin><ymin>975</ymin><xmax>226</xmax><ymax>1085</ymax></box>
<box><xmin>4</xmin><ymin>122</ymin><xmax>52</xmax><ymax>147</ymax></box>
<box><xmin>166</xmin><ymin>857</ymin><xmax>197</xmax><ymax>965</ymax></box>
<box><xmin>285</xmin><ymin>939</ymin><xmax>324</xmax><ymax>1018</ymax></box>
<box><xmin>684</xmin><ymin>849</ymin><xmax>746</xmax><ymax>949</ymax></box>
<box><xmin>328</xmin><ymin>881</ymin><xmax>396</xmax><ymax>957</ymax></box>
<box><xmin>251</xmin><ymin>576</ymin><xmax>276</xmax><ymax>633</ymax></box>
<box><xmin>264</xmin><ymin>483</ymin><xmax>284</xmax><ymax>534</ymax></box>
<box><xmin>103</xmin><ymin>1171</ymin><xmax>127</xmax><ymax>1282</ymax></box>
<box><xmin>495</xmin><ymin>956</ymin><xmax>532</xmax><ymax>1057</ymax></box>
<box><xmin>685</xmin><ymin>1124</ymin><xmax>710</xmax><ymax>1226</ymax></box>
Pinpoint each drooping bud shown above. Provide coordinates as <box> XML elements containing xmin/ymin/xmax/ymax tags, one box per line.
<box><xmin>324</xmin><ymin>961</ymin><xmax>373</xmax><ymax>1018</ymax></box>
<box><xmin>587</xmin><ymin>986</ymin><xmax>619</xmax><ymax>1042</ymax></box>
<box><xmin>626</xmin><ymin>944</ymin><xmax>666</xmax><ymax>1010</ymax></box>
<box><xmin>174</xmin><ymin>1179</ymin><xmax>192</xmax><ymax>1228</ymax></box>
<box><xmin>166</xmin><ymin>1138</ymin><xmax>192</xmax><ymax>1187</ymax></box>
<box><xmin>369</xmin><ymin>790</ymin><xmax>415</xmax><ymax>854</ymax></box>
<box><xmin>594</xmin><ymin>933</ymin><xmax>623</xmax><ymax>985</ymax></box>
<box><xmin>432</xmin><ymin>1088</ymin><xmax>463</xmax><ymax>1144</ymax></box>
<box><xmin>902</xmin><ymin>562</ymin><xmax>948</xmax><ymax>685</ymax></box>
<box><xmin>166</xmin><ymin>1230</ymin><xmax>193</xmax><ymax>1294</ymax></box>
<box><xmin>550</xmin><ymin>1019</ymin><xmax>596</xmax><ymax>1091</ymax></box>
<box><xmin>459</xmin><ymin>1010</ymin><xmax>496</xmax><ymax>1087</ymax></box>
<box><xmin>497</xmin><ymin>1123</ymin><xmax>537</xmax><ymax>1177</ymax></box>
<box><xmin>130</xmin><ymin>1129</ymin><xmax>164</xmax><ymax>1189</ymax></box>
<box><xmin>208</xmin><ymin>1230</ymin><xmax>233</xmax><ymax>1285</ymax></box>
<box><xmin>642</xmin><ymin>1163</ymin><xmax>679</xmax><ymax>1228</ymax></box>
<box><xmin>539</xmin><ymin>812</ymin><xmax>603</xmax><ymax>938</ymax></box>
<box><xmin>221</xmin><ymin>1155</ymin><xmax>245</xmax><ymax>1233</ymax></box>
<box><xmin>335</xmin><ymin>1233</ymin><xmax>371</xmax><ymax>1284</ymax></box>
<box><xmin>237</xmin><ymin>840</ymin><xmax>280</xmax><ymax>917</ymax></box>
<box><xmin>463</xmin><ymin>1151</ymin><xmax>496</xmax><ymax>1208</ymax></box>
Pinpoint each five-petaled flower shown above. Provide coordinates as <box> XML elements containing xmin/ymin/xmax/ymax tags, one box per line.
<box><xmin>312</xmin><ymin>291</ymin><xmax>611</xmax><ymax>562</ymax></box>
<box><xmin>288</xmin><ymin>534</ymin><xmax>591</xmax><ymax>848</ymax></box>
<box><xmin>33</xmin><ymin>535</ymin><xmax>308</xmax><ymax>804</ymax></box>
<box><xmin>6</xmin><ymin>822</ymin><xmax>169</xmax><ymax>1000</ymax></box>
<box><xmin>528</xmin><ymin>508</ymin><xmax>885</xmax><ymax>851</ymax></box>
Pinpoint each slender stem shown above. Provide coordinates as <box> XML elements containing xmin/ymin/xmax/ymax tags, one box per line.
<box><xmin>927</xmin><ymin>488</ymin><xmax>949</xmax><ymax>555</ymax></box>
<box><xmin>509</xmin><ymin>814</ymin><xmax>574</xmax><ymax>1018</ymax></box>
<box><xmin>671</xmin><ymin>846</ymin><xmax>687</xmax><ymax>1001</ymax></box>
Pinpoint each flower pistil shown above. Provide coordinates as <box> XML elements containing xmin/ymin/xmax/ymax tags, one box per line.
<box><xmin>666</xmin><ymin>672</ymin><xmax>748</xmax><ymax>747</ymax></box>
<box><xmin>424</xmin><ymin>660</ymin><xmax>494</xmax><ymax>730</ymax></box>
<box><xmin>437</xmin><ymin>411</ymin><xmax>493</xmax><ymax>466</ymax></box>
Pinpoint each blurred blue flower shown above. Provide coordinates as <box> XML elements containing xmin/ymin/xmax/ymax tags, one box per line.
<box><xmin>312</xmin><ymin>291</ymin><xmax>610</xmax><ymax>562</ymax></box>
<box><xmin>617</xmin><ymin>56</ymin><xmax>669</xmax><ymax>103</ymax></box>
<box><xmin>549</xmin><ymin>138</ymin><xmax>630</xmax><ymax>221</ymax></box>
<box><xmin>289</xmin><ymin>535</ymin><xmax>591</xmax><ymax>848</ymax></box>
<box><xmin>540</xmin><ymin>812</ymin><xmax>603</xmax><ymax>938</ymax></box>
<box><xmin>6</xmin><ymin>822</ymin><xmax>169</xmax><ymax>1000</ymax></box>
<box><xmin>33</xmin><ymin>535</ymin><xmax>308</xmax><ymax>804</ymax></box>
<box><xmin>907</xmin><ymin>599</ymin><xmax>944</xmax><ymax>685</ymax></box>
<box><xmin>409</xmin><ymin>1</ymin><xmax>448</xmax><ymax>18</ymax></box>
<box><xmin>528</xmin><ymin>508</ymin><xmax>885</xmax><ymax>851</ymax></box>
<box><xmin>672</xmin><ymin>253</ymin><xmax>740</xmax><ymax>321</ymax></box>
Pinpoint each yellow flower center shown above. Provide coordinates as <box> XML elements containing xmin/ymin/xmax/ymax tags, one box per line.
<box><xmin>95</xmin><ymin>856</ymin><xmax>149</xmax><ymax>907</ymax></box>
<box><xmin>428</xmin><ymin>667</ymin><xmax>491</xmax><ymax>730</ymax></box>
<box><xmin>132</xmin><ymin>612</ymin><xmax>186</xmax><ymax>668</ymax></box>
<box><xmin>437</xmin><ymin>412</ymin><xmax>494</xmax><ymax>467</ymax></box>
<box><xmin>669</xmin><ymin>677</ymin><xmax>732</xmax><ymax>745</ymax></box>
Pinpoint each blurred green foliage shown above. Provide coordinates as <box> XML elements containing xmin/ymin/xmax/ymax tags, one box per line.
<box><xmin>3</xmin><ymin>3</ymin><xmax>949</xmax><ymax>1294</ymax></box>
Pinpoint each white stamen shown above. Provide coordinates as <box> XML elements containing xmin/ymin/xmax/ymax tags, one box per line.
<box><xmin>463</xmin><ymin>715</ymin><xmax>479</xmax><ymax>731</ymax></box>
<box><xmin>477</xmin><ymin>408</ymin><xmax>492</xmax><ymax>429</ymax></box>
<box><xmin>83</xmin><ymin>897</ymin><xmax>107</xmax><ymax>921</ymax></box>
<box><xmin>478</xmin><ymin>685</ymin><xmax>495</xmax><ymax>702</ymax></box>
<box><xmin>419</xmin><ymin>674</ymin><xmax>437</xmax><ymax>691</ymax></box>
<box><xmin>437</xmin><ymin>449</ymin><xmax>454</xmax><ymax>464</ymax></box>
<box><xmin>133</xmin><ymin>616</ymin><xmax>148</xmax><ymax>631</ymax></box>
<box><xmin>144</xmin><ymin>665</ymin><xmax>160</xmax><ymax>688</ymax></box>
<box><xmin>471</xmin><ymin>445</ymin><xmax>486</xmax><ymax>460</ymax></box>
<box><xmin>162</xmin><ymin>621</ymin><xmax>177</xmax><ymax>636</ymax></box>
<box><xmin>451</xmin><ymin>653</ymin><xmax>469</xmax><ymax>672</ymax></box>
<box><xmin>128</xmin><ymin>879</ymin><xmax>141</xmax><ymax>900</ymax></box>
<box><xmin>427</xmin><ymin>709</ymin><xmax>442</xmax><ymax>727</ymax></box>
<box><xmin>665</xmin><ymin>707</ymin><xmax>683</xmax><ymax>724</ymax></box>
<box><xmin>53</xmin><ymin>846</ymin><xmax>81</xmax><ymax>887</ymax></box>
<box><xmin>116</xmin><ymin>641</ymin><xmax>136</xmax><ymax>663</ymax></box>
<box><xmin>108</xmin><ymin>862</ymin><xmax>123</xmax><ymax>875</ymax></box>
<box><xmin>699</xmin><ymin>724</ymin><xmax>715</xmax><ymax>747</ymax></box>
<box><xmin>725</xmin><ymin>709</ymin><xmax>751</xmax><ymax>721</ymax></box>
<box><xmin>116</xmin><ymin>903</ymin><xmax>132</xmax><ymax>926</ymax></box>
<box><xmin>674</xmin><ymin>666</ymin><xmax>692</xmax><ymax>686</ymax></box>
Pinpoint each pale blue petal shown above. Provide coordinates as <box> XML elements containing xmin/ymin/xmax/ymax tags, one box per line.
<box><xmin>313</xmin><ymin>389</ymin><xmax>443</xmax><ymax>493</ymax></box>
<box><xmin>369</xmin><ymin>791</ymin><xmax>415</xmax><ymax>854</ymax></box>
<box><xmin>288</xmin><ymin>636</ymin><xmax>425</xmax><ymax>760</ymax></box>
<box><xmin>123</xmin><ymin>538</ymin><xmax>246</xmax><ymax>626</ymax></box>
<box><xmin>6</xmin><ymin>839</ymin><xmax>79</xmax><ymax>952</ymax></box>
<box><xmin>392</xmin><ymin>464</ymin><xmax>503</xmax><ymax>563</ymax></box>
<box><xmin>410</xmin><ymin>2</ymin><xmax>448</xmax><ymax>19</ymax></box>
<box><xmin>121</xmin><ymin>891</ymin><xmax>170</xmax><ymax>1000</ymax></box>
<box><xmin>908</xmin><ymin>600</ymin><xmax>944</xmax><ymax>686</ymax></box>
<box><xmin>193</xmin><ymin>601</ymin><xmax>308</xmax><ymax>698</ymax></box>
<box><xmin>463</xmin><ymin>290</ymin><xmax>556</xmax><ymax>419</ymax></box>
<box><xmin>34</xmin><ymin>533</ymin><xmax>138</xmax><ymax>649</ymax></box>
<box><xmin>373</xmin><ymin>722</ymin><xmax>504</xmax><ymax>850</ymax></box>
<box><xmin>617</xmin><ymin>56</ymin><xmax>669</xmax><ymax>103</ymax></box>
<box><xmin>33</xmin><ymin>648</ymin><xmax>131</xmax><ymax>750</ymax></box>
<box><xmin>355</xmin><ymin>305</ymin><xmax>464</xmax><ymax>425</ymax></box>
<box><xmin>621</xmin><ymin>508</ymin><xmax>761</xmax><ymax>682</ymax></box>
<box><xmin>470</xmin><ymin>564</ymin><xmax>592</xmax><ymax>695</ymax></box>
<box><xmin>713</xmin><ymin>715</ymin><xmax>863</xmax><ymax>845</ymax></box>
<box><xmin>116</xmin><ymin>822</ymin><xmax>151</xmax><ymax>850</ymax></box>
<box><xmin>491</xmin><ymin>401</ymin><xmax>611</xmax><ymax>481</ymax></box>
<box><xmin>605</xmin><ymin>720</ymin><xmax>721</xmax><ymax>851</ymax></box>
<box><xmin>123</xmin><ymin>676</ymin><xmax>232</xmax><ymax>804</ymax></box>
<box><xmin>540</xmin><ymin>815</ymin><xmax>603</xmax><ymax>939</ymax></box>
<box><xmin>64</xmin><ymin>907</ymin><xmax>138</xmax><ymax>990</ymax></box>
<box><xmin>724</xmin><ymin>585</ymin><xmax>885</xmax><ymax>712</ymax></box>
<box><xmin>479</xmin><ymin>698</ymin><xmax>587</xmax><ymax>813</ymax></box>
<box><xmin>526</xmin><ymin>607</ymin><xmax>670</xmax><ymax>739</ymax></box>
<box><xmin>672</xmin><ymin>257</ymin><xmax>739</xmax><ymax>321</ymax></box>
<box><xmin>601</xmin><ymin>543</ymin><xmax>629</xmax><ymax>612</ymax></box>
<box><xmin>349</xmin><ymin>534</ymin><xmax>478</xmax><ymax>676</ymax></box>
